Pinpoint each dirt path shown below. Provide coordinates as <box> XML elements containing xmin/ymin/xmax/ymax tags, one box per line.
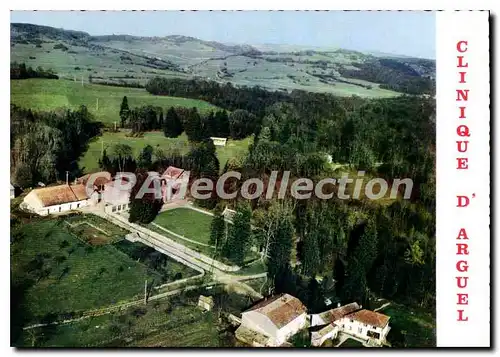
<box><xmin>374</xmin><ymin>302</ymin><xmax>391</xmax><ymax>312</ymax></box>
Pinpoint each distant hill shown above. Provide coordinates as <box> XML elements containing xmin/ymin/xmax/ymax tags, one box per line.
<box><xmin>10</xmin><ymin>22</ymin><xmax>435</xmax><ymax>98</ymax></box>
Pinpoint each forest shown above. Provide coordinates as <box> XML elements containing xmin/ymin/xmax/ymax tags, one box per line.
<box><xmin>338</xmin><ymin>58</ymin><xmax>435</xmax><ymax>95</ymax></box>
<box><xmin>11</xmin><ymin>75</ymin><xmax>436</xmax><ymax>334</ymax></box>
<box><xmin>130</xmin><ymin>78</ymin><xmax>436</xmax><ymax>316</ymax></box>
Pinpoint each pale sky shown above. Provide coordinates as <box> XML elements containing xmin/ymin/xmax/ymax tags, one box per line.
<box><xmin>11</xmin><ymin>11</ymin><xmax>436</xmax><ymax>59</ymax></box>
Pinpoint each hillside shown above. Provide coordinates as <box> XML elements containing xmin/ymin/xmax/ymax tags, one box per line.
<box><xmin>11</xmin><ymin>23</ymin><xmax>435</xmax><ymax>98</ymax></box>
<box><xmin>10</xmin><ymin>79</ymin><xmax>219</xmax><ymax>125</ymax></box>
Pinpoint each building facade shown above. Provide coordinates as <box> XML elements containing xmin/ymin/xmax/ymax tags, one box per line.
<box><xmin>238</xmin><ymin>294</ymin><xmax>308</xmax><ymax>347</ymax></box>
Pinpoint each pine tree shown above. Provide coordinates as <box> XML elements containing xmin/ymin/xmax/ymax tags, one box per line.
<box><xmin>98</xmin><ymin>149</ymin><xmax>112</xmax><ymax>172</ymax></box>
<box><xmin>137</xmin><ymin>145</ymin><xmax>154</xmax><ymax>170</ymax></box>
<box><xmin>128</xmin><ymin>169</ymin><xmax>163</xmax><ymax>224</ymax></box>
<box><xmin>184</xmin><ymin>108</ymin><xmax>207</xmax><ymax>142</ymax></box>
<box><xmin>209</xmin><ymin>207</ymin><xmax>226</xmax><ymax>249</ymax></box>
<box><xmin>267</xmin><ymin>209</ymin><xmax>294</xmax><ymax>282</ymax></box>
<box><xmin>119</xmin><ymin>96</ymin><xmax>130</xmax><ymax>128</ymax></box>
<box><xmin>302</xmin><ymin>233</ymin><xmax>321</xmax><ymax>277</ymax></box>
<box><xmin>163</xmin><ymin>107</ymin><xmax>183</xmax><ymax>138</ymax></box>
<box><xmin>224</xmin><ymin>203</ymin><xmax>252</xmax><ymax>266</ymax></box>
<box><xmin>214</xmin><ymin>110</ymin><xmax>230</xmax><ymax>138</ymax></box>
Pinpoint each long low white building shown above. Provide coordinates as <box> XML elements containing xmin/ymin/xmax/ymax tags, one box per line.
<box><xmin>21</xmin><ymin>184</ymin><xmax>92</xmax><ymax>216</ymax></box>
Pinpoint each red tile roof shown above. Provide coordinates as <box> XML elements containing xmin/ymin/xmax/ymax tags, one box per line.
<box><xmin>345</xmin><ymin>309</ymin><xmax>390</xmax><ymax>329</ymax></box>
<box><xmin>32</xmin><ymin>184</ymin><xmax>89</xmax><ymax>207</ymax></box>
<box><xmin>162</xmin><ymin>166</ymin><xmax>185</xmax><ymax>179</ymax></box>
<box><xmin>245</xmin><ymin>294</ymin><xmax>307</xmax><ymax>329</ymax></box>
<box><xmin>78</xmin><ymin>172</ymin><xmax>112</xmax><ymax>188</ymax></box>
<box><xmin>320</xmin><ymin>302</ymin><xmax>361</xmax><ymax>323</ymax></box>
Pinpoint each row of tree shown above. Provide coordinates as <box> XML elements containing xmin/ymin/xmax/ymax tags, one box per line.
<box><xmin>118</xmin><ymin>96</ymin><xmax>258</xmax><ymax>141</ymax></box>
<box><xmin>11</xmin><ymin>62</ymin><xmax>59</xmax><ymax>80</ymax></box>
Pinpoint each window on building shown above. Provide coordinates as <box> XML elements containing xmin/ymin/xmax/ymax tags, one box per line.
<box><xmin>349</xmin><ymin>326</ymin><xmax>352</xmax><ymax>330</ymax></box>
<box><xmin>350</xmin><ymin>319</ymin><xmax>354</xmax><ymax>323</ymax></box>
<box><xmin>77</xmin><ymin>203</ymin><xmax>80</xmax><ymax>208</ymax></box>
<box><xmin>358</xmin><ymin>327</ymin><xmax>363</xmax><ymax>334</ymax></box>
<box><xmin>59</xmin><ymin>206</ymin><xmax>61</xmax><ymax>212</ymax></box>
<box><xmin>112</xmin><ymin>206</ymin><xmax>116</xmax><ymax>212</ymax></box>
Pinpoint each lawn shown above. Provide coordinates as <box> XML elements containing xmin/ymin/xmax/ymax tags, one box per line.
<box><xmin>151</xmin><ymin>208</ymin><xmax>215</xmax><ymax>246</ymax></box>
<box><xmin>379</xmin><ymin>303</ymin><xmax>436</xmax><ymax>348</ymax></box>
<box><xmin>10</xmin><ymin>218</ymin><xmax>197</xmax><ymax>326</ymax></box>
<box><xmin>79</xmin><ymin>131</ymin><xmax>190</xmax><ymax>173</ymax></box>
<box><xmin>10</xmin><ymin>78</ymin><xmax>219</xmax><ymax>125</ymax></box>
<box><xmin>148</xmin><ymin>208</ymin><xmax>262</xmax><ymax>268</ymax></box>
<box><xmin>216</xmin><ymin>136</ymin><xmax>253</xmax><ymax>171</ymax></box>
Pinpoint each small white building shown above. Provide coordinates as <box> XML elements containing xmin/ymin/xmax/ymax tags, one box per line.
<box><xmin>103</xmin><ymin>179</ymin><xmax>131</xmax><ymax>214</ymax></box>
<box><xmin>222</xmin><ymin>207</ymin><xmax>236</xmax><ymax>222</ymax></box>
<box><xmin>336</xmin><ymin>309</ymin><xmax>390</xmax><ymax>345</ymax></box>
<box><xmin>22</xmin><ymin>184</ymin><xmax>90</xmax><ymax>216</ymax></box>
<box><xmin>210</xmin><ymin>137</ymin><xmax>227</xmax><ymax>147</ymax></box>
<box><xmin>10</xmin><ymin>184</ymin><xmax>15</xmax><ymax>199</ymax></box>
<box><xmin>198</xmin><ymin>295</ymin><xmax>215</xmax><ymax>312</ymax></box>
<box><xmin>237</xmin><ymin>293</ymin><xmax>308</xmax><ymax>347</ymax></box>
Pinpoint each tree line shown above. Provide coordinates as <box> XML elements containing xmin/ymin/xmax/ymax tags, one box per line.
<box><xmin>11</xmin><ymin>62</ymin><xmax>59</xmax><ymax>80</ymax></box>
<box><xmin>118</xmin><ymin>96</ymin><xmax>257</xmax><ymax>141</ymax></box>
<box><xmin>11</xmin><ymin>104</ymin><xmax>101</xmax><ymax>188</ymax></box>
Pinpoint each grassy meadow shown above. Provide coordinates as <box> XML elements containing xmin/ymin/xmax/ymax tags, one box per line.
<box><xmin>152</xmin><ymin>208</ymin><xmax>215</xmax><ymax>246</ymax></box>
<box><xmin>10</xmin><ymin>78</ymin><xmax>219</xmax><ymax>125</ymax></box>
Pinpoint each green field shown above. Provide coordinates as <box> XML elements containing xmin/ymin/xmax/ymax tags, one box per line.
<box><xmin>10</xmin><ymin>78</ymin><xmax>219</xmax><ymax>125</ymax></box>
<box><xmin>10</xmin><ymin>218</ymin><xmax>196</xmax><ymax>325</ymax></box>
<box><xmin>216</xmin><ymin>136</ymin><xmax>253</xmax><ymax>169</ymax></box>
<box><xmin>152</xmin><ymin>208</ymin><xmax>214</xmax><ymax>246</ymax></box>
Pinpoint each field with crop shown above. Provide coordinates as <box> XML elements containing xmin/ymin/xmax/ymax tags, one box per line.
<box><xmin>14</xmin><ymin>287</ymin><xmax>248</xmax><ymax>347</ymax></box>
<box><xmin>10</xmin><ymin>79</ymin><xmax>219</xmax><ymax>125</ymax></box>
<box><xmin>10</xmin><ymin>217</ymin><xmax>197</xmax><ymax>327</ymax></box>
